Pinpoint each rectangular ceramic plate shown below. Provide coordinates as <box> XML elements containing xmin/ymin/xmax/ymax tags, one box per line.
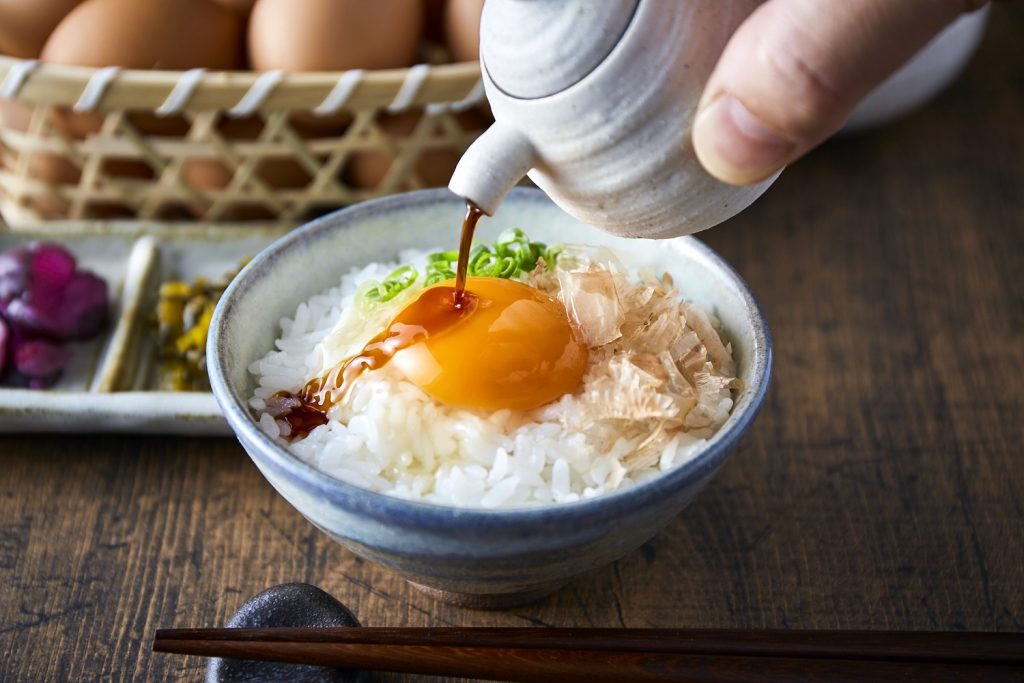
<box><xmin>0</xmin><ymin>221</ymin><xmax>290</xmax><ymax>434</ymax></box>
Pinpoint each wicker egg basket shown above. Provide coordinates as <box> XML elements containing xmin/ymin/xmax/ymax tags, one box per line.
<box><xmin>0</xmin><ymin>55</ymin><xmax>487</xmax><ymax>228</ymax></box>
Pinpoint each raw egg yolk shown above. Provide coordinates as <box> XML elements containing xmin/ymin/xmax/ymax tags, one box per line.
<box><xmin>390</xmin><ymin>277</ymin><xmax>588</xmax><ymax>411</ymax></box>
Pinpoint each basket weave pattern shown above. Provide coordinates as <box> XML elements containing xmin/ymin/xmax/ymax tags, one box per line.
<box><xmin>0</xmin><ymin>57</ymin><xmax>486</xmax><ymax>225</ymax></box>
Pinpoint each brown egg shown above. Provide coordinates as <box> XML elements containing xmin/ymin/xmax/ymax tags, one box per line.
<box><xmin>0</xmin><ymin>101</ymin><xmax>136</xmax><ymax>220</ymax></box>
<box><xmin>182</xmin><ymin>115</ymin><xmax>317</xmax><ymax>189</ymax></box>
<box><xmin>348</xmin><ymin>108</ymin><xmax>488</xmax><ymax>190</ymax></box>
<box><xmin>41</xmin><ymin>0</ymin><xmax>243</xmax><ymax>141</ymax></box>
<box><xmin>0</xmin><ymin>100</ymin><xmax>79</xmax><ymax>219</ymax></box>
<box><xmin>444</xmin><ymin>0</ymin><xmax>484</xmax><ymax>63</ymax></box>
<box><xmin>249</xmin><ymin>0</ymin><xmax>422</xmax><ymax>131</ymax></box>
<box><xmin>0</xmin><ymin>100</ymin><xmax>31</xmax><ymax>135</ymax></box>
<box><xmin>248</xmin><ymin>0</ymin><xmax>423</xmax><ymax>72</ymax></box>
<box><xmin>182</xmin><ymin>149</ymin><xmax>279</xmax><ymax>220</ymax></box>
<box><xmin>42</xmin><ymin>0</ymin><xmax>243</xmax><ymax>70</ymax></box>
<box><xmin>0</xmin><ymin>105</ymin><xmax>149</xmax><ymax>210</ymax></box>
<box><xmin>0</xmin><ymin>0</ymin><xmax>83</xmax><ymax>58</ymax></box>
<box><xmin>182</xmin><ymin>115</ymin><xmax>336</xmax><ymax>220</ymax></box>
<box><xmin>38</xmin><ymin>0</ymin><xmax>244</xmax><ymax>199</ymax></box>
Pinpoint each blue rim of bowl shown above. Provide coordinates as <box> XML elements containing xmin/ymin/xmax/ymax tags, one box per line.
<box><xmin>208</xmin><ymin>187</ymin><xmax>772</xmax><ymax>532</ymax></box>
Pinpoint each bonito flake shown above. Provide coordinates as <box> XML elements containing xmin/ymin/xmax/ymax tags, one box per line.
<box><xmin>539</xmin><ymin>248</ymin><xmax>740</xmax><ymax>471</ymax></box>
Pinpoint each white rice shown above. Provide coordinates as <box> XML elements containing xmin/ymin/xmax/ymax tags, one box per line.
<box><xmin>249</xmin><ymin>248</ymin><xmax>726</xmax><ymax>509</ymax></box>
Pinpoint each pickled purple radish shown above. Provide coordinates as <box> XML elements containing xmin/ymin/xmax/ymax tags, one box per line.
<box><xmin>0</xmin><ymin>317</ymin><xmax>8</xmax><ymax>377</ymax></box>
<box><xmin>0</xmin><ymin>242</ymin><xmax>109</xmax><ymax>389</ymax></box>
<box><xmin>31</xmin><ymin>244</ymin><xmax>76</xmax><ymax>292</ymax></box>
<box><xmin>0</xmin><ymin>245</ymin><xmax>32</xmax><ymax>302</ymax></box>
<box><xmin>14</xmin><ymin>339</ymin><xmax>71</xmax><ymax>386</ymax></box>
<box><xmin>58</xmin><ymin>272</ymin><xmax>109</xmax><ymax>340</ymax></box>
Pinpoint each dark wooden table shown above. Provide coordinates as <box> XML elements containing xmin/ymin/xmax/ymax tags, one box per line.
<box><xmin>2</xmin><ymin>9</ymin><xmax>1022</xmax><ymax>682</ymax></box>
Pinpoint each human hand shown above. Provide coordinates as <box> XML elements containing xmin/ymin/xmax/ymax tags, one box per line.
<box><xmin>692</xmin><ymin>0</ymin><xmax>987</xmax><ymax>185</ymax></box>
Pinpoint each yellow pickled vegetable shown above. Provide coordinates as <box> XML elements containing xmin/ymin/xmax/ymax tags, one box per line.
<box><xmin>151</xmin><ymin>262</ymin><xmax>246</xmax><ymax>391</ymax></box>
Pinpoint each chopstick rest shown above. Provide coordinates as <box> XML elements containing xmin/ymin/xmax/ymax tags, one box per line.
<box><xmin>205</xmin><ymin>583</ymin><xmax>367</xmax><ymax>683</ymax></box>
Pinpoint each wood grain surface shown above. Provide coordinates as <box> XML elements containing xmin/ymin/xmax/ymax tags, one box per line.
<box><xmin>2</xmin><ymin>7</ymin><xmax>1022</xmax><ymax>682</ymax></box>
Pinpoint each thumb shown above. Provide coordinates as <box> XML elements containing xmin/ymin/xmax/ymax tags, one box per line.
<box><xmin>692</xmin><ymin>0</ymin><xmax>975</xmax><ymax>185</ymax></box>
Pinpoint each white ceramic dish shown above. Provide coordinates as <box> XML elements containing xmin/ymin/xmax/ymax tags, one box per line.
<box><xmin>0</xmin><ymin>222</ymin><xmax>287</xmax><ymax>434</ymax></box>
<box><xmin>844</xmin><ymin>7</ymin><xmax>989</xmax><ymax>132</ymax></box>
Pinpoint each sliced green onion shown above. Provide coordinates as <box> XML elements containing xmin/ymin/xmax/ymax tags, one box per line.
<box><xmin>359</xmin><ymin>229</ymin><xmax>558</xmax><ymax>305</ymax></box>
<box><xmin>425</xmin><ymin>259</ymin><xmax>456</xmax><ymax>285</ymax></box>
<box><xmin>468</xmin><ymin>244</ymin><xmax>517</xmax><ymax>278</ymax></box>
<box><xmin>361</xmin><ymin>265</ymin><xmax>418</xmax><ymax>305</ymax></box>
<box><xmin>428</xmin><ymin>250</ymin><xmax>458</xmax><ymax>263</ymax></box>
<box><xmin>541</xmin><ymin>244</ymin><xmax>561</xmax><ymax>267</ymax></box>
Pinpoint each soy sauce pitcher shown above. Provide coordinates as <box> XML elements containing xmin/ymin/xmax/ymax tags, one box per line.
<box><xmin>449</xmin><ymin>0</ymin><xmax>777</xmax><ymax>239</ymax></box>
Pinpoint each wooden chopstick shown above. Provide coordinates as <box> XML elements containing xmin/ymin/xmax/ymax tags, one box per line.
<box><xmin>153</xmin><ymin>628</ymin><xmax>1024</xmax><ymax>682</ymax></box>
<box><xmin>155</xmin><ymin>627</ymin><xmax>1024</xmax><ymax>664</ymax></box>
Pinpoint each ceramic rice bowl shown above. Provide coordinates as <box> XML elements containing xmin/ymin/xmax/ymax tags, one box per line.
<box><xmin>207</xmin><ymin>188</ymin><xmax>772</xmax><ymax>608</ymax></box>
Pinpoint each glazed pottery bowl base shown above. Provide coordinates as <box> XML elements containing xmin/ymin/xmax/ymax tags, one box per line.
<box><xmin>209</xmin><ymin>188</ymin><xmax>772</xmax><ymax>609</ymax></box>
<box><xmin>251</xmin><ymin>452</ymin><xmax>721</xmax><ymax>608</ymax></box>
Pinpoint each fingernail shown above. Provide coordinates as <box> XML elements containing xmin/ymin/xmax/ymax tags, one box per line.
<box><xmin>693</xmin><ymin>94</ymin><xmax>794</xmax><ymax>185</ymax></box>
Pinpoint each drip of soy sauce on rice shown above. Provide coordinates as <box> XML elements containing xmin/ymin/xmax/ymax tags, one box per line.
<box><xmin>270</xmin><ymin>202</ymin><xmax>485</xmax><ymax>440</ymax></box>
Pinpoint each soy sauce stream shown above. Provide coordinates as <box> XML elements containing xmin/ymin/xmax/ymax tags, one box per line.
<box><xmin>271</xmin><ymin>201</ymin><xmax>484</xmax><ymax>439</ymax></box>
<box><xmin>454</xmin><ymin>202</ymin><xmax>484</xmax><ymax>301</ymax></box>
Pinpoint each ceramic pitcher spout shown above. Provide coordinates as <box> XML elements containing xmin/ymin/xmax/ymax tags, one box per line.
<box><xmin>448</xmin><ymin>122</ymin><xmax>536</xmax><ymax>216</ymax></box>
